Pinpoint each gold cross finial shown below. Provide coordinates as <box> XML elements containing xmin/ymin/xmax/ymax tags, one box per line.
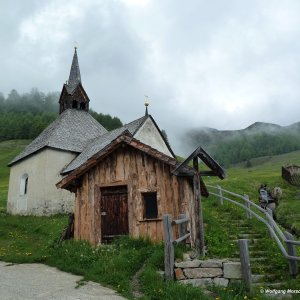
<box><xmin>144</xmin><ymin>95</ymin><xmax>149</xmax><ymax>107</ymax></box>
<box><xmin>144</xmin><ymin>95</ymin><xmax>149</xmax><ymax>116</ymax></box>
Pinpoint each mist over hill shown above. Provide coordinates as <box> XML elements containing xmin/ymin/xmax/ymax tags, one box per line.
<box><xmin>0</xmin><ymin>89</ymin><xmax>123</xmax><ymax>142</ymax></box>
<box><xmin>183</xmin><ymin>121</ymin><xmax>300</xmax><ymax>166</ymax></box>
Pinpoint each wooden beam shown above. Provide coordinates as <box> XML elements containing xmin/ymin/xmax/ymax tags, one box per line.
<box><xmin>238</xmin><ymin>239</ymin><xmax>252</xmax><ymax>292</ymax></box>
<box><xmin>199</xmin><ymin>170</ymin><xmax>219</xmax><ymax>176</ymax></box>
<box><xmin>193</xmin><ymin>157</ymin><xmax>205</xmax><ymax>256</ymax></box>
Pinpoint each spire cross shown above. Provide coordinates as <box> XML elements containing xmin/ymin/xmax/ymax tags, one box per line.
<box><xmin>144</xmin><ymin>95</ymin><xmax>149</xmax><ymax>116</ymax></box>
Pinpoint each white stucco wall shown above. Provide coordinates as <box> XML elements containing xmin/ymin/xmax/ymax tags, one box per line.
<box><xmin>7</xmin><ymin>148</ymin><xmax>76</xmax><ymax>216</ymax></box>
<box><xmin>134</xmin><ymin>118</ymin><xmax>173</xmax><ymax>157</ymax></box>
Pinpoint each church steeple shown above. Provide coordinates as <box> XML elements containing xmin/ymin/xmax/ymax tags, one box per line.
<box><xmin>67</xmin><ymin>47</ymin><xmax>81</xmax><ymax>92</ymax></box>
<box><xmin>59</xmin><ymin>48</ymin><xmax>90</xmax><ymax>114</ymax></box>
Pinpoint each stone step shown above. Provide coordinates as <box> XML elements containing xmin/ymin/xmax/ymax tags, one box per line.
<box><xmin>238</xmin><ymin>233</ymin><xmax>262</xmax><ymax>238</ymax></box>
<box><xmin>249</xmin><ymin>250</ymin><xmax>268</xmax><ymax>257</ymax></box>
<box><xmin>233</xmin><ymin>250</ymin><xmax>268</xmax><ymax>257</ymax></box>
<box><xmin>250</xmin><ymin>257</ymin><xmax>268</xmax><ymax>262</ymax></box>
<box><xmin>251</xmin><ymin>264</ymin><xmax>274</xmax><ymax>273</ymax></box>
<box><xmin>251</xmin><ymin>273</ymin><xmax>277</xmax><ymax>283</ymax></box>
<box><xmin>253</xmin><ymin>282</ymin><xmax>286</xmax><ymax>288</ymax></box>
<box><xmin>232</xmin><ymin>238</ymin><xmax>260</xmax><ymax>244</ymax></box>
<box><xmin>251</xmin><ymin>274</ymin><xmax>265</xmax><ymax>283</ymax></box>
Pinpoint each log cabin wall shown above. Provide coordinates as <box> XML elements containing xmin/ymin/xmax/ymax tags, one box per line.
<box><xmin>74</xmin><ymin>144</ymin><xmax>194</xmax><ymax>245</ymax></box>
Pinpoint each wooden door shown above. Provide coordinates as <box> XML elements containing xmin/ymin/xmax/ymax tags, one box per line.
<box><xmin>100</xmin><ymin>185</ymin><xmax>128</xmax><ymax>243</ymax></box>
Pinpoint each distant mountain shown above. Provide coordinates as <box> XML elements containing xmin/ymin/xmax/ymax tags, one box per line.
<box><xmin>183</xmin><ymin>121</ymin><xmax>300</xmax><ymax>166</ymax></box>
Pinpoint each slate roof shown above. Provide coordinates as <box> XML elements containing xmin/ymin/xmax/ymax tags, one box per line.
<box><xmin>8</xmin><ymin>109</ymin><xmax>107</xmax><ymax>166</ymax></box>
<box><xmin>66</xmin><ymin>47</ymin><xmax>81</xmax><ymax>93</ymax></box>
<box><xmin>61</xmin><ymin>115</ymin><xmax>147</xmax><ymax>174</ymax></box>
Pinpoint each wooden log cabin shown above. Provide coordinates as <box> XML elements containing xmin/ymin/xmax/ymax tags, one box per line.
<box><xmin>57</xmin><ymin>123</ymin><xmax>225</xmax><ymax>245</ymax></box>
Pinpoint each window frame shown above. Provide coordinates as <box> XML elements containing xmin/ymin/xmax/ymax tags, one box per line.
<box><xmin>20</xmin><ymin>173</ymin><xmax>29</xmax><ymax>196</ymax></box>
<box><xmin>142</xmin><ymin>192</ymin><xmax>158</xmax><ymax>220</ymax></box>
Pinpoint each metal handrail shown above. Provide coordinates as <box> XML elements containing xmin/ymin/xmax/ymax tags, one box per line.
<box><xmin>207</xmin><ymin>185</ymin><xmax>300</xmax><ymax>261</ymax></box>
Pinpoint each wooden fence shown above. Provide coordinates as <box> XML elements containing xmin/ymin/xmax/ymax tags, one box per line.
<box><xmin>208</xmin><ymin>184</ymin><xmax>300</xmax><ymax>278</ymax></box>
<box><xmin>163</xmin><ymin>214</ymin><xmax>190</xmax><ymax>279</ymax></box>
<box><xmin>282</xmin><ymin>165</ymin><xmax>300</xmax><ymax>187</ymax></box>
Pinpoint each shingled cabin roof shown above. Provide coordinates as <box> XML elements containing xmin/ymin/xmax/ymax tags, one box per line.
<box><xmin>8</xmin><ymin>109</ymin><xmax>107</xmax><ymax>166</ymax></box>
<box><xmin>61</xmin><ymin>115</ymin><xmax>148</xmax><ymax>174</ymax></box>
<box><xmin>58</xmin><ymin>130</ymin><xmax>210</xmax><ymax>197</ymax></box>
<box><xmin>57</xmin><ymin>131</ymin><xmax>180</xmax><ymax>190</ymax></box>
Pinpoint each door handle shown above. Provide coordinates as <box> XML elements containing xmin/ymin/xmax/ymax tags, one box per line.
<box><xmin>101</xmin><ymin>212</ymin><xmax>107</xmax><ymax>216</ymax></box>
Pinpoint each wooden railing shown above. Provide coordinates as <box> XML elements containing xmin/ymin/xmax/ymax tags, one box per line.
<box><xmin>207</xmin><ymin>184</ymin><xmax>300</xmax><ymax>277</ymax></box>
<box><xmin>163</xmin><ymin>214</ymin><xmax>190</xmax><ymax>279</ymax></box>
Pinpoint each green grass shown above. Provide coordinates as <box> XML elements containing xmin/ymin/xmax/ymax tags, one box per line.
<box><xmin>209</xmin><ymin>150</ymin><xmax>300</xmax><ymax>235</ymax></box>
<box><xmin>1</xmin><ymin>140</ymin><xmax>300</xmax><ymax>299</ymax></box>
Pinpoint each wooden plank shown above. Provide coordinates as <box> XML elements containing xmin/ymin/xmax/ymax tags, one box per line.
<box><xmin>173</xmin><ymin>233</ymin><xmax>190</xmax><ymax>245</ymax></box>
<box><xmin>266</xmin><ymin>208</ymin><xmax>274</xmax><ymax>238</ymax></box>
<box><xmin>163</xmin><ymin>214</ymin><xmax>174</xmax><ymax>279</ymax></box>
<box><xmin>285</xmin><ymin>231</ymin><xmax>299</xmax><ymax>276</ymax></box>
<box><xmin>244</xmin><ymin>194</ymin><xmax>251</xmax><ymax>219</ymax></box>
<box><xmin>193</xmin><ymin>157</ymin><xmax>205</xmax><ymax>256</ymax></box>
<box><xmin>217</xmin><ymin>185</ymin><xmax>223</xmax><ymax>205</ymax></box>
<box><xmin>238</xmin><ymin>239</ymin><xmax>252</xmax><ymax>292</ymax></box>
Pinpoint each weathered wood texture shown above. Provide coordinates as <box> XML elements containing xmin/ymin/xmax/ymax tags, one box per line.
<box><xmin>164</xmin><ymin>214</ymin><xmax>175</xmax><ymax>279</ymax></box>
<box><xmin>193</xmin><ymin>157</ymin><xmax>205</xmax><ymax>256</ymax></box>
<box><xmin>74</xmin><ymin>145</ymin><xmax>194</xmax><ymax>245</ymax></box>
<box><xmin>238</xmin><ymin>239</ymin><xmax>252</xmax><ymax>291</ymax></box>
<box><xmin>285</xmin><ymin>231</ymin><xmax>299</xmax><ymax>277</ymax></box>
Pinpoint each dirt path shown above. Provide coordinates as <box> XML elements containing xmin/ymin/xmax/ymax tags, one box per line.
<box><xmin>0</xmin><ymin>261</ymin><xmax>126</xmax><ymax>300</ymax></box>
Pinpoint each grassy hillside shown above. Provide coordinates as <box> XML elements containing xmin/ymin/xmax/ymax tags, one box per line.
<box><xmin>207</xmin><ymin>150</ymin><xmax>300</xmax><ymax>235</ymax></box>
<box><xmin>0</xmin><ymin>140</ymin><xmax>299</xmax><ymax>299</ymax></box>
<box><xmin>0</xmin><ymin>140</ymin><xmax>30</xmax><ymax>212</ymax></box>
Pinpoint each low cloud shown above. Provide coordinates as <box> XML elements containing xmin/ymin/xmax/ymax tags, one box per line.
<box><xmin>1</xmin><ymin>0</ymin><xmax>300</xmax><ymax>155</ymax></box>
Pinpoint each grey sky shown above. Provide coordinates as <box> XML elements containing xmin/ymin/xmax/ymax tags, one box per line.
<box><xmin>1</xmin><ymin>0</ymin><xmax>300</xmax><ymax>154</ymax></box>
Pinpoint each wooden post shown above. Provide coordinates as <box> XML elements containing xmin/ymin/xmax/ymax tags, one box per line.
<box><xmin>217</xmin><ymin>185</ymin><xmax>223</xmax><ymax>205</ymax></box>
<box><xmin>163</xmin><ymin>214</ymin><xmax>174</xmax><ymax>280</ymax></box>
<box><xmin>179</xmin><ymin>213</ymin><xmax>187</xmax><ymax>239</ymax></box>
<box><xmin>243</xmin><ymin>194</ymin><xmax>251</xmax><ymax>219</ymax></box>
<box><xmin>193</xmin><ymin>157</ymin><xmax>205</xmax><ymax>257</ymax></box>
<box><xmin>238</xmin><ymin>239</ymin><xmax>252</xmax><ymax>292</ymax></box>
<box><xmin>284</xmin><ymin>231</ymin><xmax>298</xmax><ymax>277</ymax></box>
<box><xmin>266</xmin><ymin>208</ymin><xmax>273</xmax><ymax>238</ymax></box>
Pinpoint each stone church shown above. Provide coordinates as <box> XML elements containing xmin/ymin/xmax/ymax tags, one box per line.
<box><xmin>7</xmin><ymin>48</ymin><xmax>174</xmax><ymax>215</ymax></box>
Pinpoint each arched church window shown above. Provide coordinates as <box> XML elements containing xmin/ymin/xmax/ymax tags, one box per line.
<box><xmin>20</xmin><ymin>173</ymin><xmax>28</xmax><ymax>195</ymax></box>
<box><xmin>80</xmin><ymin>102</ymin><xmax>86</xmax><ymax>110</ymax></box>
<box><xmin>72</xmin><ymin>100</ymin><xmax>78</xmax><ymax>108</ymax></box>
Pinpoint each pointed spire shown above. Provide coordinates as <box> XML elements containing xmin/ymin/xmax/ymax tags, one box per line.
<box><xmin>67</xmin><ymin>47</ymin><xmax>81</xmax><ymax>92</ymax></box>
<box><xmin>144</xmin><ymin>95</ymin><xmax>149</xmax><ymax>116</ymax></box>
<box><xmin>59</xmin><ymin>48</ymin><xmax>90</xmax><ymax>114</ymax></box>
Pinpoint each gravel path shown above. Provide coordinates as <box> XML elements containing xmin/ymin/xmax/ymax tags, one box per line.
<box><xmin>0</xmin><ymin>261</ymin><xmax>126</xmax><ymax>300</ymax></box>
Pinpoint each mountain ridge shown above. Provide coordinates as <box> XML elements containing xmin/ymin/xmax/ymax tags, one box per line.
<box><xmin>183</xmin><ymin>121</ymin><xmax>300</xmax><ymax>166</ymax></box>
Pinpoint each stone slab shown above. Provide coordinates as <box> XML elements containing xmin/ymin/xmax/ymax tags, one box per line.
<box><xmin>174</xmin><ymin>268</ymin><xmax>185</xmax><ymax>280</ymax></box>
<box><xmin>200</xmin><ymin>259</ymin><xmax>224</xmax><ymax>268</ymax></box>
<box><xmin>223</xmin><ymin>262</ymin><xmax>242</xmax><ymax>279</ymax></box>
<box><xmin>184</xmin><ymin>267</ymin><xmax>223</xmax><ymax>279</ymax></box>
<box><xmin>213</xmin><ymin>277</ymin><xmax>229</xmax><ymax>287</ymax></box>
<box><xmin>175</xmin><ymin>260</ymin><xmax>201</xmax><ymax>268</ymax></box>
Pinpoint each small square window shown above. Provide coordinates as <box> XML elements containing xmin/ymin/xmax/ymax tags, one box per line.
<box><xmin>143</xmin><ymin>192</ymin><xmax>158</xmax><ymax>219</ymax></box>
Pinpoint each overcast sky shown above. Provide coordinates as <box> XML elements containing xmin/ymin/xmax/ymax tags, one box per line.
<box><xmin>1</xmin><ymin>0</ymin><xmax>300</xmax><ymax>153</ymax></box>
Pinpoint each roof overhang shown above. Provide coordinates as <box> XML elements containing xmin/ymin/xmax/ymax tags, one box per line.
<box><xmin>56</xmin><ymin>130</ymin><xmax>178</xmax><ymax>191</ymax></box>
